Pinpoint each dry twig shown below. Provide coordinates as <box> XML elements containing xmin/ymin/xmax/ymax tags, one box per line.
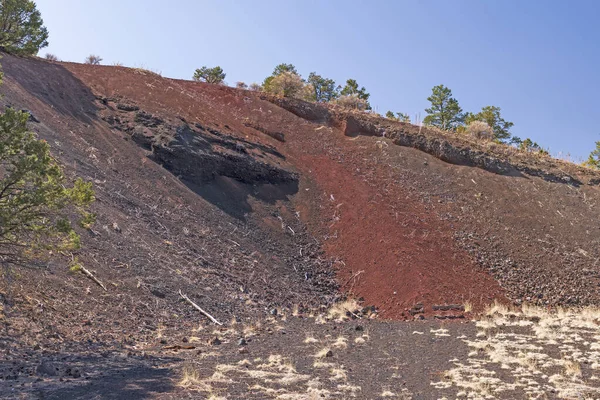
<box><xmin>179</xmin><ymin>290</ymin><xmax>222</xmax><ymax>325</ymax></box>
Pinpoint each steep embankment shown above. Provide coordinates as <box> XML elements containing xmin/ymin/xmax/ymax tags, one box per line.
<box><xmin>1</xmin><ymin>54</ymin><xmax>600</xmax><ymax>329</ymax></box>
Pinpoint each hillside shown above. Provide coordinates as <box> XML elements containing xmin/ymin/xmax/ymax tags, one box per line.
<box><xmin>1</xmin><ymin>53</ymin><xmax>600</xmax><ymax>399</ymax></box>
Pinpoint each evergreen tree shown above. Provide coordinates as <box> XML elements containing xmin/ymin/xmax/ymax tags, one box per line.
<box><xmin>423</xmin><ymin>85</ymin><xmax>464</xmax><ymax>130</ymax></box>
<box><xmin>193</xmin><ymin>66</ymin><xmax>226</xmax><ymax>84</ymax></box>
<box><xmin>307</xmin><ymin>72</ymin><xmax>339</xmax><ymax>102</ymax></box>
<box><xmin>0</xmin><ymin>100</ymin><xmax>95</xmax><ymax>265</ymax></box>
<box><xmin>584</xmin><ymin>141</ymin><xmax>600</xmax><ymax>169</ymax></box>
<box><xmin>0</xmin><ymin>0</ymin><xmax>48</xmax><ymax>55</ymax></box>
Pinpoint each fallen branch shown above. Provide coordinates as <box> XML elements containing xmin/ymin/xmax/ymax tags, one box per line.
<box><xmin>179</xmin><ymin>290</ymin><xmax>222</xmax><ymax>325</ymax></box>
<box><xmin>80</xmin><ymin>266</ymin><xmax>107</xmax><ymax>291</ymax></box>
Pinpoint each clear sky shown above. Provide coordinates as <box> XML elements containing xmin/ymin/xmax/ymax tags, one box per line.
<box><xmin>37</xmin><ymin>0</ymin><xmax>600</xmax><ymax>161</ymax></box>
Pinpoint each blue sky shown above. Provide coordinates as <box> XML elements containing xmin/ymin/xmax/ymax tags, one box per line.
<box><xmin>37</xmin><ymin>0</ymin><xmax>600</xmax><ymax>160</ymax></box>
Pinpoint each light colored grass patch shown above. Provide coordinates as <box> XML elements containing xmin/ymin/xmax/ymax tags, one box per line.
<box><xmin>436</xmin><ymin>305</ymin><xmax>600</xmax><ymax>398</ymax></box>
<box><xmin>332</xmin><ymin>336</ymin><xmax>348</xmax><ymax>349</ymax></box>
<box><xmin>314</xmin><ymin>347</ymin><xmax>332</xmax><ymax>359</ymax></box>
<box><xmin>304</xmin><ymin>334</ymin><xmax>319</xmax><ymax>344</ymax></box>
<box><xmin>326</xmin><ymin>298</ymin><xmax>361</xmax><ymax>322</ymax></box>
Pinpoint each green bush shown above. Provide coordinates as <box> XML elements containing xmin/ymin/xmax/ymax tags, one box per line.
<box><xmin>584</xmin><ymin>141</ymin><xmax>600</xmax><ymax>169</ymax></box>
<box><xmin>0</xmin><ymin>83</ymin><xmax>94</xmax><ymax>266</ymax></box>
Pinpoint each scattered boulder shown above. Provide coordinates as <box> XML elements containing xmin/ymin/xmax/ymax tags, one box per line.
<box><xmin>117</xmin><ymin>103</ymin><xmax>140</xmax><ymax>112</ymax></box>
<box><xmin>36</xmin><ymin>361</ymin><xmax>61</xmax><ymax>377</ymax></box>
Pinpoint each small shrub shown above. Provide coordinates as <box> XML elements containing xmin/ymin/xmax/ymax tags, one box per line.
<box><xmin>0</xmin><ymin>103</ymin><xmax>95</xmax><ymax>266</ymax></box>
<box><xmin>85</xmin><ymin>55</ymin><xmax>102</xmax><ymax>65</ymax></box>
<box><xmin>466</xmin><ymin>120</ymin><xmax>494</xmax><ymax>141</ymax></box>
<box><xmin>519</xmin><ymin>138</ymin><xmax>547</xmax><ymax>154</ymax></box>
<box><xmin>263</xmin><ymin>71</ymin><xmax>310</xmax><ymax>99</ymax></box>
<box><xmin>236</xmin><ymin>81</ymin><xmax>248</xmax><ymax>89</ymax></box>
<box><xmin>334</xmin><ymin>94</ymin><xmax>370</xmax><ymax>111</ymax></box>
<box><xmin>249</xmin><ymin>83</ymin><xmax>262</xmax><ymax>91</ymax></box>
<box><xmin>386</xmin><ymin>111</ymin><xmax>410</xmax><ymax>123</ymax></box>
<box><xmin>45</xmin><ymin>53</ymin><xmax>59</xmax><ymax>61</ymax></box>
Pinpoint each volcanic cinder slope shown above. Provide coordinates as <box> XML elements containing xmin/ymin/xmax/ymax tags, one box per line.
<box><xmin>1</xmin><ymin>53</ymin><xmax>600</xmax><ymax>399</ymax></box>
<box><xmin>2</xmin><ymin>53</ymin><xmax>600</xmax><ymax>319</ymax></box>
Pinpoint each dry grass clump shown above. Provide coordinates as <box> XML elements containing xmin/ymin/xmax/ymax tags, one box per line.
<box><xmin>329</xmin><ymin>366</ymin><xmax>347</xmax><ymax>381</ymax></box>
<box><xmin>334</xmin><ymin>94</ymin><xmax>370</xmax><ymax>111</ymax></box>
<box><xmin>44</xmin><ymin>53</ymin><xmax>59</xmax><ymax>61</ymax></box>
<box><xmin>354</xmin><ymin>336</ymin><xmax>366</xmax><ymax>344</ymax></box>
<box><xmin>326</xmin><ymin>298</ymin><xmax>361</xmax><ymax>322</ymax></box>
<box><xmin>564</xmin><ymin>359</ymin><xmax>582</xmax><ymax>377</ymax></box>
<box><xmin>463</xmin><ymin>301</ymin><xmax>473</xmax><ymax>313</ymax></box>
<box><xmin>332</xmin><ymin>336</ymin><xmax>348</xmax><ymax>349</ymax></box>
<box><xmin>132</xmin><ymin>67</ymin><xmax>162</xmax><ymax>77</ymax></box>
<box><xmin>304</xmin><ymin>333</ymin><xmax>319</xmax><ymax>344</ymax></box>
<box><xmin>314</xmin><ymin>347</ymin><xmax>333</xmax><ymax>359</ymax></box>
<box><xmin>179</xmin><ymin>363</ymin><xmax>211</xmax><ymax>391</ymax></box>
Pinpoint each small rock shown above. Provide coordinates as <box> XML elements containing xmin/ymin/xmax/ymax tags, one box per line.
<box><xmin>237</xmin><ymin>338</ymin><xmax>247</xmax><ymax>346</ymax></box>
<box><xmin>37</xmin><ymin>361</ymin><xmax>61</xmax><ymax>377</ymax></box>
<box><xmin>355</xmin><ymin>325</ymin><xmax>364</xmax><ymax>332</ymax></box>
<box><xmin>21</xmin><ymin>109</ymin><xmax>39</xmax><ymax>123</ymax></box>
<box><xmin>270</xmin><ymin>308</ymin><xmax>278</xmax><ymax>316</ymax></box>
<box><xmin>324</xmin><ymin>350</ymin><xmax>334</xmax><ymax>358</ymax></box>
<box><xmin>210</xmin><ymin>337</ymin><xmax>221</xmax><ymax>346</ymax></box>
<box><xmin>238</xmin><ymin>348</ymin><xmax>249</xmax><ymax>354</ymax></box>
<box><xmin>116</xmin><ymin>104</ymin><xmax>140</xmax><ymax>112</ymax></box>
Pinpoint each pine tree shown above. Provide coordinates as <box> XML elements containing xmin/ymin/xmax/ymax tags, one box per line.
<box><xmin>193</xmin><ymin>66</ymin><xmax>226</xmax><ymax>84</ymax></box>
<box><xmin>423</xmin><ymin>85</ymin><xmax>464</xmax><ymax>130</ymax></box>
<box><xmin>584</xmin><ymin>141</ymin><xmax>600</xmax><ymax>169</ymax></box>
<box><xmin>0</xmin><ymin>0</ymin><xmax>48</xmax><ymax>55</ymax></box>
<box><xmin>307</xmin><ymin>72</ymin><xmax>339</xmax><ymax>102</ymax></box>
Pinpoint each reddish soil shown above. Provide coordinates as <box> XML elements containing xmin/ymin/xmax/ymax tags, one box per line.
<box><xmin>298</xmin><ymin>153</ymin><xmax>503</xmax><ymax>317</ymax></box>
<box><xmin>48</xmin><ymin>60</ymin><xmax>506</xmax><ymax>318</ymax></box>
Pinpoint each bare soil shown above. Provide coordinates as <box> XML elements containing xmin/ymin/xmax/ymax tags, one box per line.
<box><xmin>0</xmin><ymin>53</ymin><xmax>599</xmax><ymax>399</ymax></box>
